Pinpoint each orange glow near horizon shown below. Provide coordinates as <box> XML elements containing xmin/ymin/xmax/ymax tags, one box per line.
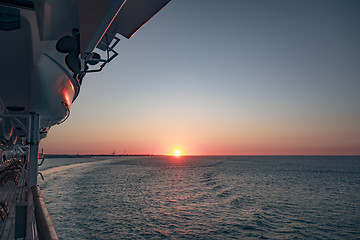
<box><xmin>38</xmin><ymin>115</ymin><xmax>360</xmax><ymax>156</ymax></box>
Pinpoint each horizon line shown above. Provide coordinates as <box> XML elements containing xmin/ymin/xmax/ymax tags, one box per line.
<box><xmin>43</xmin><ymin>153</ymin><xmax>360</xmax><ymax>157</ymax></box>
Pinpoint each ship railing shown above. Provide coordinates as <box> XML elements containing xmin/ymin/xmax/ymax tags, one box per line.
<box><xmin>31</xmin><ymin>185</ymin><xmax>59</xmax><ymax>240</ymax></box>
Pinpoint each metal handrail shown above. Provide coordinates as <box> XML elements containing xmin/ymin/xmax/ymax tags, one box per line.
<box><xmin>31</xmin><ymin>186</ymin><xmax>59</xmax><ymax>240</ymax></box>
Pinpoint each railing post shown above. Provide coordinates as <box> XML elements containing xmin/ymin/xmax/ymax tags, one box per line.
<box><xmin>28</xmin><ymin>112</ymin><xmax>40</xmax><ymax>188</ymax></box>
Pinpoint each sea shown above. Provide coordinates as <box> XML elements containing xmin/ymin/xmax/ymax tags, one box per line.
<box><xmin>39</xmin><ymin>156</ymin><xmax>360</xmax><ymax>239</ymax></box>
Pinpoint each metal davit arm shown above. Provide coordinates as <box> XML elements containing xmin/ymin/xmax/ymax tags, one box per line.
<box><xmin>31</xmin><ymin>186</ymin><xmax>59</xmax><ymax>240</ymax></box>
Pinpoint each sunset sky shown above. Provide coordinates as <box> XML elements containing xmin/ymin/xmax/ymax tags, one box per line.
<box><xmin>40</xmin><ymin>0</ymin><xmax>360</xmax><ymax>155</ymax></box>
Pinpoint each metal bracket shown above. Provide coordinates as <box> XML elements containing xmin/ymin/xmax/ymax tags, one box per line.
<box><xmin>81</xmin><ymin>35</ymin><xmax>120</xmax><ymax>73</ymax></box>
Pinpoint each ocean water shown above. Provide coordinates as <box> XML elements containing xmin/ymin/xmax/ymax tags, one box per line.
<box><xmin>39</xmin><ymin>156</ymin><xmax>360</xmax><ymax>239</ymax></box>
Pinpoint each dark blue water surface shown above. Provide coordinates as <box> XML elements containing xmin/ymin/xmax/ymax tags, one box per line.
<box><xmin>40</xmin><ymin>156</ymin><xmax>360</xmax><ymax>239</ymax></box>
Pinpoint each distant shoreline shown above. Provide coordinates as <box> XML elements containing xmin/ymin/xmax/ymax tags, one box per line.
<box><xmin>44</xmin><ymin>154</ymin><xmax>163</xmax><ymax>158</ymax></box>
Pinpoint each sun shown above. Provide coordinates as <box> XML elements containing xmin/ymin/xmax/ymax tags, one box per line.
<box><xmin>174</xmin><ymin>149</ymin><xmax>181</xmax><ymax>156</ymax></box>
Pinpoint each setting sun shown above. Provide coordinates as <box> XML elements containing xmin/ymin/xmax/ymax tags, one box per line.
<box><xmin>174</xmin><ymin>149</ymin><xmax>181</xmax><ymax>156</ymax></box>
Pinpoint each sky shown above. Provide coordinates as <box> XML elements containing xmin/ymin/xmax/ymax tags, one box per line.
<box><xmin>40</xmin><ymin>0</ymin><xmax>360</xmax><ymax>155</ymax></box>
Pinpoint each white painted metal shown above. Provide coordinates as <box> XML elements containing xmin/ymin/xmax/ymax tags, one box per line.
<box><xmin>28</xmin><ymin>112</ymin><xmax>40</xmax><ymax>188</ymax></box>
<box><xmin>78</xmin><ymin>0</ymin><xmax>126</xmax><ymax>54</ymax></box>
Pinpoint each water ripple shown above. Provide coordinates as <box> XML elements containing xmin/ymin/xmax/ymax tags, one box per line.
<box><xmin>40</xmin><ymin>156</ymin><xmax>360</xmax><ymax>239</ymax></box>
